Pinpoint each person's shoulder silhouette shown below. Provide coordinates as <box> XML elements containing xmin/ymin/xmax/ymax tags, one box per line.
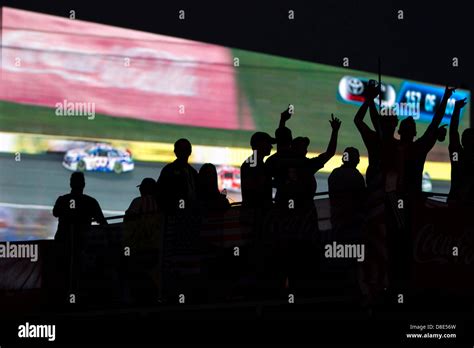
<box><xmin>328</xmin><ymin>147</ymin><xmax>367</xmax><ymax>233</ymax></box>
<box><xmin>240</xmin><ymin>132</ymin><xmax>275</xmax><ymax>209</ymax></box>
<box><xmin>53</xmin><ymin>172</ymin><xmax>106</xmax><ymax>242</ymax></box>
<box><xmin>198</xmin><ymin>163</ymin><xmax>230</xmax><ymax>213</ymax></box>
<box><xmin>126</xmin><ymin>177</ymin><xmax>159</xmax><ymax>220</ymax></box>
<box><xmin>156</xmin><ymin>138</ymin><xmax>198</xmax><ymax>213</ymax></box>
<box><xmin>449</xmin><ymin>98</ymin><xmax>474</xmax><ymax>203</ymax></box>
<box><xmin>328</xmin><ymin>147</ymin><xmax>365</xmax><ymax>195</ymax></box>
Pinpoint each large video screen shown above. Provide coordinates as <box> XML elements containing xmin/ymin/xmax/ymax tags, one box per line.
<box><xmin>0</xmin><ymin>7</ymin><xmax>470</xmax><ymax>241</ymax></box>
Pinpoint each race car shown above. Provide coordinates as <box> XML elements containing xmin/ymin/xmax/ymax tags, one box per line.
<box><xmin>62</xmin><ymin>143</ymin><xmax>134</xmax><ymax>174</ymax></box>
<box><xmin>217</xmin><ymin>165</ymin><xmax>241</xmax><ymax>192</ymax></box>
<box><xmin>422</xmin><ymin>172</ymin><xmax>433</xmax><ymax>192</ymax></box>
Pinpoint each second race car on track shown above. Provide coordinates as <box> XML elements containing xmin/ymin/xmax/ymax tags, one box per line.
<box><xmin>62</xmin><ymin>143</ymin><xmax>134</xmax><ymax>174</ymax></box>
<box><xmin>217</xmin><ymin>165</ymin><xmax>241</xmax><ymax>192</ymax></box>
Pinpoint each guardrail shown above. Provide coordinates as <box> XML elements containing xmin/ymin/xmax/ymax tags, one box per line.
<box><xmin>101</xmin><ymin>191</ymin><xmax>448</xmax><ymax>223</ymax></box>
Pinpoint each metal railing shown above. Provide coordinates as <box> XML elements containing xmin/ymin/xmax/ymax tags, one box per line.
<box><xmin>102</xmin><ymin>190</ymin><xmax>448</xmax><ymax>222</ymax></box>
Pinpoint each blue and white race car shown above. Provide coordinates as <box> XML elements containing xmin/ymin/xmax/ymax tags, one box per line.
<box><xmin>62</xmin><ymin>143</ymin><xmax>134</xmax><ymax>174</ymax></box>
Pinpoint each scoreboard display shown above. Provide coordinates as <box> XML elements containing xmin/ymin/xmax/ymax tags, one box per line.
<box><xmin>397</xmin><ymin>82</ymin><xmax>469</xmax><ymax>123</ymax></box>
<box><xmin>338</xmin><ymin>76</ymin><xmax>469</xmax><ymax>124</ymax></box>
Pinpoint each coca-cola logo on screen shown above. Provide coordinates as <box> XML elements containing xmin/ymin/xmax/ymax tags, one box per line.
<box><xmin>3</xmin><ymin>31</ymin><xmax>199</xmax><ymax>96</ymax></box>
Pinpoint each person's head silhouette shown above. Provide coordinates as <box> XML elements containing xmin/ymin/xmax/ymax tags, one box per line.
<box><xmin>250</xmin><ymin>132</ymin><xmax>275</xmax><ymax>160</ymax></box>
<box><xmin>198</xmin><ymin>163</ymin><xmax>219</xmax><ymax>196</ymax></box>
<box><xmin>398</xmin><ymin>116</ymin><xmax>417</xmax><ymax>142</ymax></box>
<box><xmin>70</xmin><ymin>172</ymin><xmax>85</xmax><ymax>193</ymax></box>
<box><xmin>380</xmin><ymin>115</ymin><xmax>399</xmax><ymax>138</ymax></box>
<box><xmin>292</xmin><ymin>136</ymin><xmax>310</xmax><ymax>157</ymax></box>
<box><xmin>342</xmin><ymin>147</ymin><xmax>360</xmax><ymax>168</ymax></box>
<box><xmin>275</xmin><ymin>127</ymin><xmax>292</xmax><ymax>152</ymax></box>
<box><xmin>137</xmin><ymin>177</ymin><xmax>156</xmax><ymax>196</ymax></box>
<box><xmin>174</xmin><ymin>138</ymin><xmax>192</xmax><ymax>162</ymax></box>
<box><xmin>462</xmin><ymin>128</ymin><xmax>474</xmax><ymax>155</ymax></box>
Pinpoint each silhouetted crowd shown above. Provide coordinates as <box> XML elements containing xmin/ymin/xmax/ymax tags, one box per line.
<box><xmin>51</xmin><ymin>83</ymin><xmax>474</xmax><ymax>306</ymax></box>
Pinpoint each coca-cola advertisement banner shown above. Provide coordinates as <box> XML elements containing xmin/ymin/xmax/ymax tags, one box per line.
<box><xmin>1</xmin><ymin>7</ymin><xmax>254</xmax><ymax>131</ymax></box>
<box><xmin>412</xmin><ymin>203</ymin><xmax>474</xmax><ymax>290</ymax></box>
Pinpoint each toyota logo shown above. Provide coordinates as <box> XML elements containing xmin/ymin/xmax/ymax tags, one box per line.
<box><xmin>347</xmin><ymin>78</ymin><xmax>364</xmax><ymax>95</ymax></box>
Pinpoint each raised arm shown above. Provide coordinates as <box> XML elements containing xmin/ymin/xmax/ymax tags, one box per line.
<box><xmin>450</xmin><ymin>98</ymin><xmax>467</xmax><ymax>149</ymax></box>
<box><xmin>418</xmin><ymin>86</ymin><xmax>456</xmax><ymax>148</ymax></box>
<box><xmin>354</xmin><ymin>82</ymin><xmax>379</xmax><ymax>135</ymax></box>
<box><xmin>427</xmin><ymin>86</ymin><xmax>456</xmax><ymax>134</ymax></box>
<box><xmin>318</xmin><ymin>114</ymin><xmax>341</xmax><ymax>165</ymax></box>
<box><xmin>368</xmin><ymin>99</ymin><xmax>383</xmax><ymax>139</ymax></box>
<box><xmin>279</xmin><ymin>105</ymin><xmax>292</xmax><ymax>129</ymax></box>
<box><xmin>354</xmin><ymin>99</ymin><xmax>370</xmax><ymax>132</ymax></box>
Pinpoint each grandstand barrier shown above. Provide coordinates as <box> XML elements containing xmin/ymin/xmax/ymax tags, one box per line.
<box><xmin>1</xmin><ymin>194</ymin><xmax>473</xmax><ymax>303</ymax></box>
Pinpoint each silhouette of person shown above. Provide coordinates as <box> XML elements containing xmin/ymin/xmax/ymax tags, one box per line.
<box><xmin>124</xmin><ymin>177</ymin><xmax>161</xmax><ymax>304</ymax></box>
<box><xmin>125</xmin><ymin>178</ymin><xmax>160</xmax><ymax>220</ymax></box>
<box><xmin>449</xmin><ymin>98</ymin><xmax>474</xmax><ymax>205</ymax></box>
<box><xmin>240</xmin><ymin>131</ymin><xmax>275</xmax><ymax>299</ymax></box>
<box><xmin>354</xmin><ymin>82</ymin><xmax>398</xmax><ymax>189</ymax></box>
<box><xmin>291</xmin><ymin>136</ymin><xmax>309</xmax><ymax>157</ymax></box>
<box><xmin>53</xmin><ymin>172</ymin><xmax>107</xmax><ymax>241</ymax></box>
<box><xmin>353</xmin><ymin>83</ymin><xmax>396</xmax><ymax>303</ymax></box>
<box><xmin>197</xmin><ymin>163</ymin><xmax>232</xmax><ymax>300</ymax></box>
<box><xmin>156</xmin><ymin>138</ymin><xmax>198</xmax><ymax>214</ymax></box>
<box><xmin>270</xmin><ymin>115</ymin><xmax>341</xmax><ymax>296</ymax></box>
<box><xmin>277</xmin><ymin>136</ymin><xmax>313</xmax><ymax>210</ymax></box>
<box><xmin>155</xmin><ymin>139</ymin><xmax>200</xmax><ymax>301</ymax></box>
<box><xmin>378</xmin><ymin>86</ymin><xmax>454</xmax><ymax>298</ymax></box>
<box><xmin>277</xmin><ymin>114</ymin><xmax>341</xmax><ymax>211</ymax></box>
<box><xmin>328</xmin><ymin>147</ymin><xmax>366</xmax><ymax>239</ymax></box>
<box><xmin>240</xmin><ymin>131</ymin><xmax>275</xmax><ymax>211</ymax></box>
<box><xmin>328</xmin><ymin>147</ymin><xmax>366</xmax><ymax>294</ymax></box>
<box><xmin>198</xmin><ymin>163</ymin><xmax>230</xmax><ymax>213</ymax></box>
<box><xmin>52</xmin><ymin>172</ymin><xmax>107</xmax><ymax>296</ymax></box>
<box><xmin>266</xmin><ymin>106</ymin><xmax>294</xmax><ymax>202</ymax></box>
<box><xmin>388</xmin><ymin>86</ymin><xmax>454</xmax><ymax>197</ymax></box>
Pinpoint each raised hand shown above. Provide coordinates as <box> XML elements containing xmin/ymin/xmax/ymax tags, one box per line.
<box><xmin>329</xmin><ymin>113</ymin><xmax>341</xmax><ymax>131</ymax></box>
<box><xmin>444</xmin><ymin>86</ymin><xmax>456</xmax><ymax>99</ymax></box>
<box><xmin>281</xmin><ymin>105</ymin><xmax>293</xmax><ymax>122</ymax></box>
<box><xmin>364</xmin><ymin>81</ymin><xmax>380</xmax><ymax>101</ymax></box>
<box><xmin>455</xmin><ymin>97</ymin><xmax>467</xmax><ymax>110</ymax></box>
<box><xmin>437</xmin><ymin>124</ymin><xmax>447</xmax><ymax>142</ymax></box>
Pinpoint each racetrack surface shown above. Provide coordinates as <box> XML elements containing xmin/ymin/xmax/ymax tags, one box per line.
<box><xmin>0</xmin><ymin>153</ymin><xmax>163</xmax><ymax>213</ymax></box>
<box><xmin>0</xmin><ymin>153</ymin><xmax>244</xmax><ymax>213</ymax></box>
<box><xmin>0</xmin><ymin>153</ymin><xmax>451</xmax><ymax>214</ymax></box>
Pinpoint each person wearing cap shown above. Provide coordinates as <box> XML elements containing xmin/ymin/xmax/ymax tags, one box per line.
<box><xmin>291</xmin><ymin>136</ymin><xmax>310</xmax><ymax>156</ymax></box>
<box><xmin>125</xmin><ymin>177</ymin><xmax>160</xmax><ymax>219</ymax></box>
<box><xmin>240</xmin><ymin>131</ymin><xmax>275</xmax><ymax>211</ymax></box>
<box><xmin>124</xmin><ymin>177</ymin><xmax>161</xmax><ymax>303</ymax></box>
